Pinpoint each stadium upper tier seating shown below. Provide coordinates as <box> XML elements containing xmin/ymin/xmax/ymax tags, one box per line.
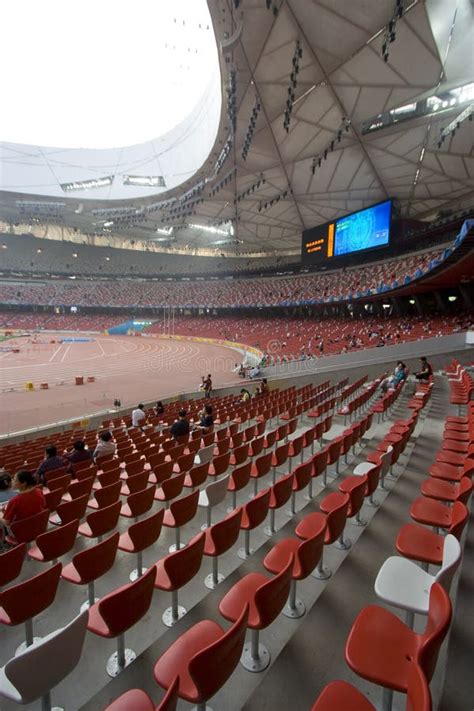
<box><xmin>0</xmin><ymin>313</ymin><xmax>124</xmax><ymax>332</ymax></box>
<box><xmin>0</xmin><ymin>246</ymin><xmax>448</xmax><ymax>308</ymax></box>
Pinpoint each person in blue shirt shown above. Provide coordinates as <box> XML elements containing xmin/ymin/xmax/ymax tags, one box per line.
<box><xmin>199</xmin><ymin>404</ymin><xmax>214</xmax><ymax>431</ymax></box>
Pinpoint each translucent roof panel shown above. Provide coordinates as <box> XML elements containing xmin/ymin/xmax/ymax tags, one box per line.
<box><xmin>0</xmin><ymin>0</ymin><xmax>219</xmax><ymax>149</ymax></box>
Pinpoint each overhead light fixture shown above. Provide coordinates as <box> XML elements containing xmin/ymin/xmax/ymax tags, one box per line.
<box><xmin>448</xmin><ymin>295</ymin><xmax>457</xmax><ymax>302</ymax></box>
<box><xmin>156</xmin><ymin>227</ymin><xmax>173</xmax><ymax>236</ymax></box>
<box><xmin>123</xmin><ymin>175</ymin><xmax>166</xmax><ymax>188</ymax></box>
<box><xmin>61</xmin><ymin>176</ymin><xmax>114</xmax><ymax>192</ymax></box>
<box><xmin>189</xmin><ymin>223</ymin><xmax>234</xmax><ymax>236</ymax></box>
<box><xmin>408</xmin><ymin>299</ymin><xmax>415</xmax><ymax>305</ymax></box>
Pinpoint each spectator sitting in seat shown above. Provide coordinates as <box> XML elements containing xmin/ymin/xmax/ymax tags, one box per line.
<box><xmin>35</xmin><ymin>445</ymin><xmax>66</xmax><ymax>485</ymax></box>
<box><xmin>131</xmin><ymin>403</ymin><xmax>147</xmax><ymax>429</ymax></box>
<box><xmin>154</xmin><ymin>401</ymin><xmax>165</xmax><ymax>416</ymax></box>
<box><xmin>0</xmin><ymin>472</ymin><xmax>16</xmax><ymax>504</ymax></box>
<box><xmin>0</xmin><ymin>470</ymin><xmax>46</xmax><ymax>543</ymax></box>
<box><xmin>415</xmin><ymin>356</ymin><xmax>433</xmax><ymax>381</ymax></box>
<box><xmin>239</xmin><ymin>388</ymin><xmax>251</xmax><ymax>403</ymax></box>
<box><xmin>170</xmin><ymin>409</ymin><xmax>191</xmax><ymax>439</ymax></box>
<box><xmin>199</xmin><ymin>404</ymin><xmax>214</xmax><ymax>431</ymax></box>
<box><xmin>65</xmin><ymin>440</ymin><xmax>93</xmax><ymax>470</ymax></box>
<box><xmin>93</xmin><ymin>431</ymin><xmax>116</xmax><ymax>462</ymax></box>
<box><xmin>249</xmin><ymin>365</ymin><xmax>260</xmax><ymax>378</ymax></box>
<box><xmin>261</xmin><ymin>378</ymin><xmax>269</xmax><ymax>395</ymax></box>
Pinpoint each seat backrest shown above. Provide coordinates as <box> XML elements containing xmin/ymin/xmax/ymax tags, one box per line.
<box><xmin>169</xmin><ymin>489</ymin><xmax>200</xmax><ymax>525</ymax></box>
<box><xmin>127</xmin><ymin>509</ymin><xmax>164</xmax><ymax>551</ymax></box>
<box><xmin>96</xmin><ymin>469</ymin><xmax>121</xmax><ymax>488</ymax></box>
<box><xmin>0</xmin><ymin>543</ymin><xmax>26</xmax><ymax>587</ymax></box>
<box><xmin>2</xmin><ymin>610</ymin><xmax>89</xmax><ymax>705</ymax></box>
<box><xmin>156</xmin><ymin>676</ymin><xmax>180</xmax><ymax>711</ymax></box>
<box><xmin>67</xmin><ymin>477</ymin><xmax>94</xmax><ymax>500</ymax></box>
<box><xmin>86</xmin><ymin>500</ymin><xmax>121</xmax><ymax>536</ymax></box>
<box><xmin>9</xmin><ymin>508</ymin><xmax>50</xmax><ymax>544</ymax></box>
<box><xmin>126</xmin><ymin>485</ymin><xmax>156</xmax><ymax>516</ymax></box>
<box><xmin>204</xmin><ymin>474</ymin><xmax>230</xmax><ymax>507</ymax></box>
<box><xmin>325</xmin><ymin>493</ymin><xmax>350</xmax><ymax>543</ymax></box>
<box><xmin>188</xmin><ymin>604</ymin><xmax>249</xmax><ymax>703</ymax></box>
<box><xmin>44</xmin><ymin>488</ymin><xmax>64</xmax><ymax>513</ymax></box>
<box><xmin>417</xmin><ymin>583</ymin><xmax>452</xmax><ymax>681</ymax></box>
<box><xmin>296</xmin><ymin>526</ymin><xmax>325</xmax><ymax>579</ymax></box>
<box><xmin>198</xmin><ymin>445</ymin><xmax>215</xmax><ymax>465</ymax></box>
<box><xmin>94</xmin><ymin>480</ymin><xmax>122</xmax><ymax>507</ymax></box>
<box><xmin>255</xmin><ymin>452</ymin><xmax>272</xmax><ymax>476</ymax></box>
<box><xmin>365</xmin><ymin>462</ymin><xmax>381</xmax><ymax>495</ymax></box>
<box><xmin>207</xmin><ymin>508</ymin><xmax>243</xmax><ymax>554</ymax></box>
<box><xmin>162</xmin><ymin>532</ymin><xmax>205</xmax><ymax>588</ymax></box>
<box><xmin>0</xmin><ymin>562</ymin><xmax>62</xmax><ymax>625</ymax></box>
<box><xmin>153</xmin><ymin>461</ymin><xmax>174</xmax><ymax>484</ymax></box>
<box><xmin>311</xmin><ymin>449</ymin><xmax>329</xmax><ymax>476</ymax></box>
<box><xmin>160</xmin><ymin>472</ymin><xmax>185</xmax><ymax>500</ymax></box>
<box><xmin>254</xmin><ymin>556</ymin><xmax>294</xmax><ymax>628</ymax></box>
<box><xmin>35</xmin><ymin>519</ymin><xmax>79</xmax><ymax>560</ymax></box>
<box><xmin>72</xmin><ymin>531</ymin><xmax>120</xmax><ymax>583</ymax></box>
<box><xmin>243</xmin><ymin>488</ymin><xmax>271</xmax><ymax>528</ymax></box>
<box><xmin>434</xmin><ymin>534</ymin><xmax>462</xmax><ymax>592</ymax></box>
<box><xmin>56</xmin><ymin>494</ymin><xmax>89</xmax><ymax>524</ymax></box>
<box><xmin>293</xmin><ymin>461</ymin><xmax>312</xmax><ymax>490</ymax></box>
<box><xmin>327</xmin><ymin>438</ymin><xmax>341</xmax><ymax>464</ymax></box>
<box><xmin>229</xmin><ymin>461</ymin><xmax>251</xmax><ymax>490</ymax></box>
<box><xmin>96</xmin><ymin>564</ymin><xmax>157</xmax><ymax>636</ymax></box>
<box><xmin>188</xmin><ymin>462</ymin><xmax>209</xmax><ymax>487</ymax></box>
<box><xmin>47</xmin><ymin>474</ymin><xmax>72</xmax><ymax>493</ymax></box>
<box><xmin>457</xmin><ymin>477</ymin><xmax>473</xmax><ymax>504</ymax></box>
<box><xmin>448</xmin><ymin>502</ymin><xmax>468</xmax><ymax>539</ymax></box>
<box><xmin>270</xmin><ymin>473</ymin><xmax>294</xmax><ymax>508</ymax></box>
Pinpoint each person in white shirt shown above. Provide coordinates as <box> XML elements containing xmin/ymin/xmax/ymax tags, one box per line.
<box><xmin>132</xmin><ymin>404</ymin><xmax>146</xmax><ymax>428</ymax></box>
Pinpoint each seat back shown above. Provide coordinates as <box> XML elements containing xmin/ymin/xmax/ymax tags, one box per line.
<box><xmin>159</xmin><ymin>472</ymin><xmax>185</xmax><ymax>500</ymax></box>
<box><xmin>125</xmin><ymin>485</ymin><xmax>156</xmax><ymax>517</ymax></box>
<box><xmin>254</xmin><ymin>452</ymin><xmax>272</xmax><ymax>477</ymax></box>
<box><xmin>273</xmin><ymin>443</ymin><xmax>289</xmax><ymax>467</ymax></box>
<box><xmin>311</xmin><ymin>449</ymin><xmax>329</xmax><ymax>477</ymax></box>
<box><xmin>93</xmin><ymin>480</ymin><xmax>122</xmax><ymax>507</ymax></box>
<box><xmin>325</xmin><ymin>493</ymin><xmax>349</xmax><ymax>544</ymax></box>
<box><xmin>187</xmin><ymin>462</ymin><xmax>209</xmax><ymax>488</ymax></box>
<box><xmin>162</xmin><ymin>532</ymin><xmax>205</xmax><ymax>588</ymax></box>
<box><xmin>254</xmin><ymin>556</ymin><xmax>294</xmax><ymax>628</ymax></box>
<box><xmin>95</xmin><ymin>469</ymin><xmax>120</xmax><ymax>489</ymax></box>
<box><xmin>270</xmin><ymin>473</ymin><xmax>294</xmax><ymax>509</ymax></box>
<box><xmin>406</xmin><ymin>663</ymin><xmax>432</xmax><ymax>711</ymax></box>
<box><xmin>96</xmin><ymin>565</ymin><xmax>157</xmax><ymax>636</ymax></box>
<box><xmin>326</xmin><ymin>438</ymin><xmax>341</xmax><ymax>465</ymax></box>
<box><xmin>126</xmin><ymin>509</ymin><xmax>164</xmax><ymax>552</ymax></box>
<box><xmin>124</xmin><ymin>470</ymin><xmax>148</xmax><ymax>494</ymax></box>
<box><xmin>71</xmin><ymin>531</ymin><xmax>120</xmax><ymax>583</ymax></box>
<box><xmin>292</xmin><ymin>461</ymin><xmax>312</xmax><ymax>491</ymax></box>
<box><xmin>44</xmin><ymin>488</ymin><xmax>64</xmax><ymax>513</ymax></box>
<box><xmin>188</xmin><ymin>604</ymin><xmax>249</xmax><ymax>703</ymax></box>
<box><xmin>2</xmin><ymin>610</ymin><xmax>88</xmax><ymax>705</ymax></box>
<box><xmin>206</xmin><ymin>508</ymin><xmax>243</xmax><ymax>555</ymax></box>
<box><xmin>448</xmin><ymin>502</ymin><xmax>469</xmax><ymax>538</ymax></box>
<box><xmin>0</xmin><ymin>543</ymin><xmax>26</xmax><ymax>587</ymax></box>
<box><xmin>197</xmin><ymin>444</ymin><xmax>215</xmax><ymax>465</ymax></box>
<box><xmin>204</xmin><ymin>475</ymin><xmax>230</xmax><ymax>507</ymax></box>
<box><xmin>9</xmin><ymin>509</ymin><xmax>50</xmax><ymax>544</ymax></box>
<box><xmin>212</xmin><ymin>452</ymin><xmax>231</xmax><ymax>476</ymax></box>
<box><xmin>0</xmin><ymin>562</ymin><xmax>62</xmax><ymax>625</ymax></box>
<box><xmin>365</xmin><ymin>462</ymin><xmax>381</xmax><ymax>496</ymax></box>
<box><xmin>67</xmin><ymin>477</ymin><xmax>95</xmax><ymax>500</ymax></box>
<box><xmin>229</xmin><ymin>462</ymin><xmax>251</xmax><ymax>492</ymax></box>
<box><xmin>56</xmin><ymin>494</ymin><xmax>89</xmax><ymax>525</ymax></box>
<box><xmin>417</xmin><ymin>583</ymin><xmax>452</xmax><ymax>681</ymax></box>
<box><xmin>168</xmin><ymin>489</ymin><xmax>200</xmax><ymax>526</ymax></box>
<box><xmin>153</xmin><ymin>461</ymin><xmax>174</xmax><ymax>484</ymax></box>
<box><xmin>34</xmin><ymin>519</ymin><xmax>79</xmax><ymax>561</ymax></box>
<box><xmin>457</xmin><ymin>477</ymin><xmax>473</xmax><ymax>504</ymax></box>
<box><xmin>296</xmin><ymin>525</ymin><xmax>326</xmax><ymax>580</ymax></box>
<box><xmin>434</xmin><ymin>534</ymin><xmax>462</xmax><ymax>592</ymax></box>
<box><xmin>232</xmin><ymin>444</ymin><xmax>249</xmax><ymax>465</ymax></box>
<box><xmin>242</xmin><ymin>488</ymin><xmax>271</xmax><ymax>529</ymax></box>
<box><xmin>86</xmin><ymin>500</ymin><xmax>122</xmax><ymax>538</ymax></box>
<box><xmin>176</xmin><ymin>453</ymin><xmax>194</xmax><ymax>473</ymax></box>
<box><xmin>47</xmin><ymin>474</ymin><xmax>72</xmax><ymax>493</ymax></box>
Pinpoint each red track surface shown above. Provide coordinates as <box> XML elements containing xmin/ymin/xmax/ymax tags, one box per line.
<box><xmin>0</xmin><ymin>333</ymin><xmax>241</xmax><ymax>434</ymax></box>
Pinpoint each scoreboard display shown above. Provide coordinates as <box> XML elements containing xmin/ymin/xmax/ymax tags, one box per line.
<box><xmin>302</xmin><ymin>200</ymin><xmax>392</xmax><ymax>265</ymax></box>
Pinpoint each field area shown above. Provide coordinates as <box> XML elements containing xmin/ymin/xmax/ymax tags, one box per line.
<box><xmin>0</xmin><ymin>333</ymin><xmax>240</xmax><ymax>434</ymax></box>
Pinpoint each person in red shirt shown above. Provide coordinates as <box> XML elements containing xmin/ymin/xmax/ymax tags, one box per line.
<box><xmin>0</xmin><ymin>470</ymin><xmax>45</xmax><ymax>536</ymax></box>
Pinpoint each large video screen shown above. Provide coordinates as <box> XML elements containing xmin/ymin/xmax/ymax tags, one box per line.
<box><xmin>302</xmin><ymin>199</ymin><xmax>392</xmax><ymax>265</ymax></box>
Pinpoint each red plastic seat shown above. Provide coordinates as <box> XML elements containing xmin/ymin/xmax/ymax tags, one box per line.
<box><xmin>119</xmin><ymin>509</ymin><xmax>164</xmax><ymax>581</ymax></box>
<box><xmin>50</xmin><ymin>493</ymin><xmax>88</xmax><ymax>527</ymax></box>
<box><xmin>409</xmin><ymin>496</ymin><xmax>464</xmax><ymax>533</ymax></box>
<box><xmin>154</xmin><ymin>532</ymin><xmax>205</xmax><ymax>627</ymax></box>
<box><xmin>43</xmin><ymin>487</ymin><xmax>64</xmax><ymax>514</ymax></box>
<box><xmin>62</xmin><ymin>531</ymin><xmax>120</xmax><ymax>609</ymax></box>
<box><xmin>429</xmin><ymin>460</ymin><xmax>473</xmax><ymax>483</ymax></box>
<box><xmin>218</xmin><ymin>556</ymin><xmax>293</xmax><ymax>672</ymax></box>
<box><xmin>154</xmin><ymin>472</ymin><xmax>185</xmax><ymax>507</ymax></box>
<box><xmin>339</xmin><ymin>475</ymin><xmax>368</xmax><ymax>527</ymax></box>
<box><xmin>149</xmin><ymin>460</ymin><xmax>173</xmax><ymax>486</ymax></box>
<box><xmin>203</xmin><ymin>507</ymin><xmax>243</xmax><ymax>589</ymax></box>
<box><xmin>208</xmin><ymin>451</ymin><xmax>231</xmax><ymax>478</ymax></box>
<box><xmin>78</xmin><ymin>500</ymin><xmax>121</xmax><ymax>541</ymax></box>
<box><xmin>45</xmin><ymin>474</ymin><xmax>71</xmax><ymax>495</ymax></box>
<box><xmin>120</xmin><ymin>485</ymin><xmax>155</xmax><ymax>521</ymax></box>
<box><xmin>88</xmin><ymin>480</ymin><xmax>122</xmax><ymax>509</ymax></box>
<box><xmin>420</xmin><ymin>476</ymin><xmax>472</xmax><ymax>505</ymax></box>
<box><xmin>227</xmin><ymin>461</ymin><xmax>251</xmax><ymax>510</ymax></box>
<box><xmin>183</xmin><ymin>461</ymin><xmax>209</xmax><ymax>491</ymax></box>
<box><xmin>230</xmin><ymin>443</ymin><xmax>249</xmax><ymax>467</ymax></box>
<box><xmin>87</xmin><ymin>565</ymin><xmax>157</xmax><ymax>677</ymax></box>
<box><xmin>265</xmin><ymin>473</ymin><xmax>294</xmax><ymax>536</ymax></box>
<box><xmin>320</xmin><ymin>491</ymin><xmax>351</xmax><ymax>550</ymax></box>
<box><xmin>288</xmin><ymin>433</ymin><xmax>304</xmax><ymax>470</ymax></box>
<box><xmin>28</xmin><ymin>519</ymin><xmax>79</xmax><ymax>564</ymax></box>
<box><xmin>6</xmin><ymin>509</ymin><xmax>50</xmax><ymax>547</ymax></box>
<box><xmin>92</xmin><ymin>468</ymin><xmax>121</xmax><ymax>491</ymax></box>
<box><xmin>250</xmin><ymin>452</ymin><xmax>272</xmax><ymax>496</ymax></box>
<box><xmin>0</xmin><ymin>543</ymin><xmax>26</xmax><ymax>588</ymax></box>
<box><xmin>310</xmin><ymin>664</ymin><xmax>431</xmax><ymax>711</ymax></box>
<box><xmin>153</xmin><ymin>605</ymin><xmax>248</xmax><ymax>709</ymax></box>
<box><xmin>289</xmin><ymin>460</ymin><xmax>313</xmax><ymax>515</ymax></box>
<box><xmin>121</xmin><ymin>470</ymin><xmax>149</xmax><ymax>496</ymax></box>
<box><xmin>248</xmin><ymin>434</ymin><xmax>265</xmax><ymax>461</ymax></box>
<box><xmin>396</xmin><ymin>503</ymin><xmax>468</xmax><ymax>568</ymax></box>
<box><xmin>163</xmin><ymin>489</ymin><xmax>200</xmax><ymax>552</ymax></box>
<box><xmin>0</xmin><ymin>562</ymin><xmax>62</xmax><ymax>653</ymax></box>
<box><xmin>104</xmin><ymin>677</ymin><xmax>179</xmax><ymax>711</ymax></box>
<box><xmin>296</xmin><ymin>504</ymin><xmax>346</xmax><ymax>580</ymax></box>
<box><xmin>238</xmin><ymin>487</ymin><xmax>271</xmax><ymax>560</ymax></box>
<box><xmin>172</xmin><ymin>452</ymin><xmax>195</xmax><ymax>475</ymax></box>
<box><xmin>345</xmin><ymin>583</ymin><xmax>451</xmax><ymax>711</ymax></box>
<box><xmin>264</xmin><ymin>520</ymin><xmax>325</xmax><ymax>618</ymax></box>
<box><xmin>62</xmin><ymin>476</ymin><xmax>94</xmax><ymax>502</ymax></box>
<box><xmin>270</xmin><ymin>442</ymin><xmax>289</xmax><ymax>485</ymax></box>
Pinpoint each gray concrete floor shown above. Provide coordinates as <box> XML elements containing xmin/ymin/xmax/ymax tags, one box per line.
<box><xmin>0</xmin><ymin>377</ymin><xmax>472</xmax><ymax>711</ymax></box>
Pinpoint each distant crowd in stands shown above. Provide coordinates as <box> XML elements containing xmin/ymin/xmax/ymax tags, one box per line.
<box><xmin>0</xmin><ymin>247</ymin><xmax>446</xmax><ymax>309</ymax></box>
<box><xmin>0</xmin><ymin>313</ymin><xmax>124</xmax><ymax>332</ymax></box>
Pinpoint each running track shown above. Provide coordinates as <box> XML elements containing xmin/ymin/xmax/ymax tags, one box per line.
<box><xmin>0</xmin><ymin>334</ymin><xmax>241</xmax><ymax>434</ymax></box>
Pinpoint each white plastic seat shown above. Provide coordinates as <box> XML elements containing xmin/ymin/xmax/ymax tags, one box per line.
<box><xmin>194</xmin><ymin>444</ymin><xmax>214</xmax><ymax>466</ymax></box>
<box><xmin>374</xmin><ymin>534</ymin><xmax>461</xmax><ymax>628</ymax></box>
<box><xmin>0</xmin><ymin>610</ymin><xmax>88</xmax><ymax>711</ymax></box>
<box><xmin>199</xmin><ymin>473</ymin><xmax>230</xmax><ymax>529</ymax></box>
<box><xmin>353</xmin><ymin>447</ymin><xmax>392</xmax><ymax>490</ymax></box>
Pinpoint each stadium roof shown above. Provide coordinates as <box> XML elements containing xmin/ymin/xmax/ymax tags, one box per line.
<box><xmin>0</xmin><ymin>0</ymin><xmax>473</xmax><ymax>255</ymax></box>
